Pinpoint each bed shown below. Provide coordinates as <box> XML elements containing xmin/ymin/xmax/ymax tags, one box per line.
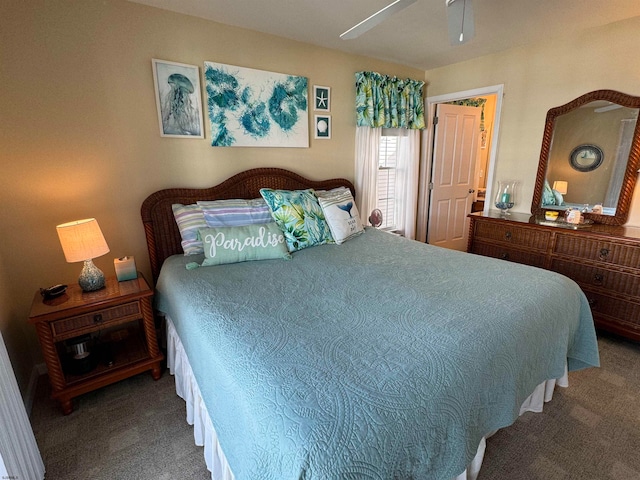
<box><xmin>141</xmin><ymin>167</ymin><xmax>600</xmax><ymax>480</ymax></box>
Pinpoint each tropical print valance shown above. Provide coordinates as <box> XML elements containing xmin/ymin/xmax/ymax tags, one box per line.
<box><xmin>355</xmin><ymin>71</ymin><xmax>425</xmax><ymax>130</ymax></box>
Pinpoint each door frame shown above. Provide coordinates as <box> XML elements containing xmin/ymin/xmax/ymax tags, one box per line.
<box><xmin>416</xmin><ymin>84</ymin><xmax>504</xmax><ymax>243</ymax></box>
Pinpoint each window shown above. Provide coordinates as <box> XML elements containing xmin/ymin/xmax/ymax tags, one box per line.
<box><xmin>377</xmin><ymin>135</ymin><xmax>398</xmax><ymax>230</ymax></box>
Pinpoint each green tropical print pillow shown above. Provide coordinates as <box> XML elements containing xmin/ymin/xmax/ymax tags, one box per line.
<box><xmin>259</xmin><ymin>188</ymin><xmax>333</xmax><ymax>251</ymax></box>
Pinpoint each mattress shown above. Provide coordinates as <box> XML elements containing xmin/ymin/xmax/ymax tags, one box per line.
<box><xmin>155</xmin><ymin>227</ymin><xmax>600</xmax><ymax>479</ymax></box>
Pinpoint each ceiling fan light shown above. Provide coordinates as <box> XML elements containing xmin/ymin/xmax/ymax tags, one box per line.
<box><xmin>447</xmin><ymin>0</ymin><xmax>475</xmax><ymax>45</ymax></box>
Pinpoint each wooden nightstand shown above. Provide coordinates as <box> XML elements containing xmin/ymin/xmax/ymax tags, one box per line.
<box><xmin>28</xmin><ymin>274</ymin><xmax>163</xmax><ymax>415</ymax></box>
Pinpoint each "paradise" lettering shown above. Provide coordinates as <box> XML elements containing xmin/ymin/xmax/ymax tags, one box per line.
<box><xmin>204</xmin><ymin>227</ymin><xmax>285</xmax><ymax>257</ymax></box>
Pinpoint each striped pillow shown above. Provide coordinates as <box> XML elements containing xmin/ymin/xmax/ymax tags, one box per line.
<box><xmin>198</xmin><ymin>198</ymin><xmax>272</xmax><ymax>227</ymax></box>
<box><xmin>172</xmin><ymin>204</ymin><xmax>207</xmax><ymax>255</ymax></box>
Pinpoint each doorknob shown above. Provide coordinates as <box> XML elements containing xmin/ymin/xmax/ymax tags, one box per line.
<box><xmin>468</xmin><ymin>189</ymin><xmax>475</xmax><ymax>194</ymax></box>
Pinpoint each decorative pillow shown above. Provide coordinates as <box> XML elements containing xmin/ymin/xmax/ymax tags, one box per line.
<box><xmin>542</xmin><ymin>180</ymin><xmax>556</xmax><ymax>206</ymax></box>
<box><xmin>259</xmin><ymin>188</ymin><xmax>333</xmax><ymax>252</ymax></box>
<box><xmin>172</xmin><ymin>204</ymin><xmax>207</xmax><ymax>255</ymax></box>
<box><xmin>317</xmin><ymin>189</ymin><xmax>364</xmax><ymax>244</ymax></box>
<box><xmin>552</xmin><ymin>189</ymin><xmax>564</xmax><ymax>206</ymax></box>
<box><xmin>198</xmin><ymin>223</ymin><xmax>290</xmax><ymax>267</ymax></box>
<box><xmin>197</xmin><ymin>198</ymin><xmax>272</xmax><ymax>227</ymax></box>
<box><xmin>315</xmin><ymin>186</ymin><xmax>349</xmax><ymax>196</ymax></box>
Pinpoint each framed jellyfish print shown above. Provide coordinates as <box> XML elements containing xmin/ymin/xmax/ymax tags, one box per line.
<box><xmin>151</xmin><ymin>59</ymin><xmax>204</xmax><ymax>139</ymax></box>
<box><xmin>204</xmin><ymin>61</ymin><xmax>309</xmax><ymax>148</ymax></box>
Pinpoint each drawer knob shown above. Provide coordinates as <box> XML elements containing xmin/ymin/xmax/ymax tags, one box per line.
<box><xmin>94</xmin><ymin>313</ymin><xmax>103</xmax><ymax>324</ymax></box>
<box><xmin>588</xmin><ymin>297</ymin><xmax>597</xmax><ymax>308</ymax></box>
<box><xmin>500</xmin><ymin>252</ymin><xmax>510</xmax><ymax>260</ymax></box>
<box><xmin>504</xmin><ymin>231</ymin><xmax>512</xmax><ymax>240</ymax></box>
<box><xmin>593</xmin><ymin>273</ymin><xmax>604</xmax><ymax>286</ymax></box>
<box><xmin>599</xmin><ymin>248</ymin><xmax>610</xmax><ymax>260</ymax></box>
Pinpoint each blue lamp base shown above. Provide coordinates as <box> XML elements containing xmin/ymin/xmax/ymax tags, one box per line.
<box><xmin>78</xmin><ymin>259</ymin><xmax>106</xmax><ymax>292</ymax></box>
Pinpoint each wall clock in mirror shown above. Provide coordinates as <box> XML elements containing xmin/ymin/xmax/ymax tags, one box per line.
<box><xmin>569</xmin><ymin>144</ymin><xmax>604</xmax><ymax>172</ymax></box>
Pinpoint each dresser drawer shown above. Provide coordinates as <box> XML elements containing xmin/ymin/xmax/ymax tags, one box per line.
<box><xmin>51</xmin><ymin>301</ymin><xmax>142</xmax><ymax>340</ymax></box>
<box><xmin>473</xmin><ymin>221</ymin><xmax>551</xmax><ymax>251</ymax></box>
<box><xmin>471</xmin><ymin>242</ymin><xmax>547</xmax><ymax>268</ymax></box>
<box><xmin>582</xmin><ymin>290</ymin><xmax>640</xmax><ymax>333</ymax></box>
<box><xmin>553</xmin><ymin>234</ymin><xmax>640</xmax><ymax>269</ymax></box>
<box><xmin>550</xmin><ymin>259</ymin><xmax>640</xmax><ymax>299</ymax></box>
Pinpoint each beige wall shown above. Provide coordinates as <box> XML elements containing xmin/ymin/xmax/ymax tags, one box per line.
<box><xmin>425</xmin><ymin>15</ymin><xmax>640</xmax><ymax>223</ymax></box>
<box><xmin>0</xmin><ymin>0</ymin><xmax>423</xmax><ymax>393</ymax></box>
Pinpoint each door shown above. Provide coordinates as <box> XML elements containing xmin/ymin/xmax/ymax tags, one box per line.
<box><xmin>427</xmin><ymin>103</ymin><xmax>481</xmax><ymax>250</ymax></box>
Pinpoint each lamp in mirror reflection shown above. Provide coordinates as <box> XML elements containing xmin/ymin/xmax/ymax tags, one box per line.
<box><xmin>56</xmin><ymin>218</ymin><xmax>110</xmax><ymax>292</ymax></box>
<box><xmin>552</xmin><ymin>180</ymin><xmax>568</xmax><ymax>195</ymax></box>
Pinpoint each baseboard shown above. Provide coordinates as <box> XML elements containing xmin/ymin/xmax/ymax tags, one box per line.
<box><xmin>23</xmin><ymin>362</ymin><xmax>47</xmax><ymax>417</ymax></box>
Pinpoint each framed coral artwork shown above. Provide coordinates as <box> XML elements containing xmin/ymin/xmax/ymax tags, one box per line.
<box><xmin>204</xmin><ymin>61</ymin><xmax>309</xmax><ymax>147</ymax></box>
<box><xmin>152</xmin><ymin>59</ymin><xmax>204</xmax><ymax>139</ymax></box>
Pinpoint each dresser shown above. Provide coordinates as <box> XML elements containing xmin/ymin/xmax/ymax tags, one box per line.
<box><xmin>468</xmin><ymin>211</ymin><xmax>640</xmax><ymax>342</ymax></box>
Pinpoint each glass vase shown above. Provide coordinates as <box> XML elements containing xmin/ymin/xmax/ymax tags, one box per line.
<box><xmin>494</xmin><ymin>181</ymin><xmax>518</xmax><ymax>215</ymax></box>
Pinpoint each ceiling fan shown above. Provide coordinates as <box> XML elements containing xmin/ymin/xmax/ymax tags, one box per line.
<box><xmin>340</xmin><ymin>0</ymin><xmax>475</xmax><ymax>45</ymax></box>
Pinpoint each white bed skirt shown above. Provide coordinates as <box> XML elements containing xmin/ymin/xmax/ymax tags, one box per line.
<box><xmin>166</xmin><ymin>317</ymin><xmax>568</xmax><ymax>480</ymax></box>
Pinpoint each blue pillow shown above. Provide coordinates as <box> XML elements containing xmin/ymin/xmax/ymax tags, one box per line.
<box><xmin>259</xmin><ymin>188</ymin><xmax>333</xmax><ymax>251</ymax></box>
<box><xmin>542</xmin><ymin>180</ymin><xmax>556</xmax><ymax>206</ymax></box>
<box><xmin>552</xmin><ymin>189</ymin><xmax>564</xmax><ymax>206</ymax></box>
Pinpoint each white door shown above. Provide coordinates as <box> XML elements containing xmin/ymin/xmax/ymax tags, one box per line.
<box><xmin>427</xmin><ymin>103</ymin><xmax>481</xmax><ymax>250</ymax></box>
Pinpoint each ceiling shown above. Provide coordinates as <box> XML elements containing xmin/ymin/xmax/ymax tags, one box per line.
<box><xmin>128</xmin><ymin>0</ymin><xmax>640</xmax><ymax>71</ymax></box>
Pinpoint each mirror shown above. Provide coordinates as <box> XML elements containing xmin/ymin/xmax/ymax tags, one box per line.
<box><xmin>532</xmin><ymin>90</ymin><xmax>640</xmax><ymax>225</ymax></box>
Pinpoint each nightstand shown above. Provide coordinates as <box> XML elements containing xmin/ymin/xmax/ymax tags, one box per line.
<box><xmin>28</xmin><ymin>274</ymin><xmax>163</xmax><ymax>415</ymax></box>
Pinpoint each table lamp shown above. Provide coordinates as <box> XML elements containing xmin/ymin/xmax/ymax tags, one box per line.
<box><xmin>552</xmin><ymin>180</ymin><xmax>568</xmax><ymax>195</ymax></box>
<box><xmin>56</xmin><ymin>218</ymin><xmax>110</xmax><ymax>292</ymax></box>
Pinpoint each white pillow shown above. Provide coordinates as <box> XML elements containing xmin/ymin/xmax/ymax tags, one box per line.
<box><xmin>317</xmin><ymin>190</ymin><xmax>364</xmax><ymax>244</ymax></box>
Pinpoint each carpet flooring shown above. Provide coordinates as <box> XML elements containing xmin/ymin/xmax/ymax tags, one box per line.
<box><xmin>29</xmin><ymin>333</ymin><xmax>640</xmax><ymax>480</ymax></box>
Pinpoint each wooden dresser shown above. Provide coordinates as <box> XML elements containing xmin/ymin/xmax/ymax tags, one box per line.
<box><xmin>468</xmin><ymin>211</ymin><xmax>640</xmax><ymax>342</ymax></box>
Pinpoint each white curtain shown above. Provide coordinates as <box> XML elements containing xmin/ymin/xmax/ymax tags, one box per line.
<box><xmin>0</xmin><ymin>331</ymin><xmax>44</xmax><ymax>480</ymax></box>
<box><xmin>395</xmin><ymin>129</ymin><xmax>420</xmax><ymax>239</ymax></box>
<box><xmin>354</xmin><ymin>126</ymin><xmax>420</xmax><ymax>239</ymax></box>
<box><xmin>354</xmin><ymin>126</ymin><xmax>381</xmax><ymax>228</ymax></box>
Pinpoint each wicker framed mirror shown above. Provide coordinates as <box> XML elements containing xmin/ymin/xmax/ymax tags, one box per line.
<box><xmin>531</xmin><ymin>90</ymin><xmax>640</xmax><ymax>225</ymax></box>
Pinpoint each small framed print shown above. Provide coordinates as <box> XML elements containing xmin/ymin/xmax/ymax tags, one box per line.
<box><xmin>152</xmin><ymin>59</ymin><xmax>204</xmax><ymax>138</ymax></box>
<box><xmin>313</xmin><ymin>85</ymin><xmax>330</xmax><ymax>112</ymax></box>
<box><xmin>314</xmin><ymin>115</ymin><xmax>331</xmax><ymax>139</ymax></box>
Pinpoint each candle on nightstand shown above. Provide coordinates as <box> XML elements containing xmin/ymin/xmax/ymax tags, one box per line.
<box><xmin>114</xmin><ymin>256</ymin><xmax>137</xmax><ymax>281</ymax></box>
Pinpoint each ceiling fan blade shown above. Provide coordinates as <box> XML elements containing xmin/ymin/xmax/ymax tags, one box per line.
<box><xmin>340</xmin><ymin>0</ymin><xmax>417</xmax><ymax>40</ymax></box>
<box><xmin>446</xmin><ymin>0</ymin><xmax>475</xmax><ymax>45</ymax></box>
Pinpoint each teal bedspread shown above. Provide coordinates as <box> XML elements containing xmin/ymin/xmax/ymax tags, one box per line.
<box><xmin>155</xmin><ymin>228</ymin><xmax>599</xmax><ymax>479</ymax></box>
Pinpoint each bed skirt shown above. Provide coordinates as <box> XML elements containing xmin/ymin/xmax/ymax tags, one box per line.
<box><xmin>166</xmin><ymin>317</ymin><xmax>568</xmax><ymax>480</ymax></box>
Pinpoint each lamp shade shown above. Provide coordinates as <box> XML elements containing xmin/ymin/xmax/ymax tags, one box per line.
<box><xmin>56</xmin><ymin>218</ymin><xmax>110</xmax><ymax>263</ymax></box>
<box><xmin>552</xmin><ymin>180</ymin><xmax>568</xmax><ymax>195</ymax></box>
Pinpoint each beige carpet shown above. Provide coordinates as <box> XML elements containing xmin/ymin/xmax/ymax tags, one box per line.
<box><xmin>30</xmin><ymin>333</ymin><xmax>640</xmax><ymax>479</ymax></box>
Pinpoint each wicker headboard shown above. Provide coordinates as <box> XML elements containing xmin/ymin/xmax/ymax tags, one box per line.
<box><xmin>140</xmin><ymin>167</ymin><xmax>355</xmax><ymax>282</ymax></box>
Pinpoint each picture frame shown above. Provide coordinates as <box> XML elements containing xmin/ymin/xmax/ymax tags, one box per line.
<box><xmin>314</xmin><ymin>115</ymin><xmax>331</xmax><ymax>139</ymax></box>
<box><xmin>152</xmin><ymin>59</ymin><xmax>204</xmax><ymax>139</ymax></box>
<box><xmin>204</xmin><ymin>62</ymin><xmax>309</xmax><ymax>148</ymax></box>
<box><xmin>313</xmin><ymin>85</ymin><xmax>331</xmax><ymax>112</ymax></box>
